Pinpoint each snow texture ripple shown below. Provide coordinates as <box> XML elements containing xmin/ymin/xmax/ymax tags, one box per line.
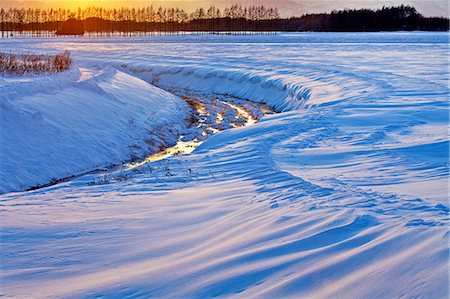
<box><xmin>0</xmin><ymin>32</ymin><xmax>448</xmax><ymax>298</ymax></box>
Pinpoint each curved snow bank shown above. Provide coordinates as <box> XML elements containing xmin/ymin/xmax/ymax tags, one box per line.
<box><xmin>131</xmin><ymin>66</ymin><xmax>348</xmax><ymax>112</ymax></box>
<box><xmin>0</xmin><ymin>67</ymin><xmax>189</xmax><ymax>193</ymax></box>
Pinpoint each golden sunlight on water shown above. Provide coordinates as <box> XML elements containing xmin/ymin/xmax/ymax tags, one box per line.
<box><xmin>127</xmin><ymin>91</ymin><xmax>271</xmax><ymax>169</ymax></box>
<box><xmin>128</xmin><ymin>139</ymin><xmax>202</xmax><ymax>168</ymax></box>
<box><xmin>225</xmin><ymin>101</ymin><xmax>258</xmax><ymax>126</ymax></box>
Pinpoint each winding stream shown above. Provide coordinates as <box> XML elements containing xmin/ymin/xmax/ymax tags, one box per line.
<box><xmin>128</xmin><ymin>89</ymin><xmax>274</xmax><ymax>168</ymax></box>
<box><xmin>28</xmin><ymin>89</ymin><xmax>274</xmax><ymax>189</ymax></box>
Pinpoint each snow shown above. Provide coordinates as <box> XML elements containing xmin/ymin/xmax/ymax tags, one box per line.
<box><xmin>0</xmin><ymin>66</ymin><xmax>189</xmax><ymax>193</ymax></box>
<box><xmin>0</xmin><ymin>32</ymin><xmax>449</xmax><ymax>298</ymax></box>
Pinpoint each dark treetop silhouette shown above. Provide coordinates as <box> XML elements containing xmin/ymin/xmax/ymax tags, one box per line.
<box><xmin>0</xmin><ymin>4</ymin><xmax>448</xmax><ymax>37</ymax></box>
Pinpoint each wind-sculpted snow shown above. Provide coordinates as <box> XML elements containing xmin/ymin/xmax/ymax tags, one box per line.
<box><xmin>0</xmin><ymin>33</ymin><xmax>448</xmax><ymax>298</ymax></box>
<box><xmin>0</xmin><ymin>66</ymin><xmax>189</xmax><ymax>193</ymax></box>
<box><xmin>136</xmin><ymin>66</ymin><xmax>318</xmax><ymax>111</ymax></box>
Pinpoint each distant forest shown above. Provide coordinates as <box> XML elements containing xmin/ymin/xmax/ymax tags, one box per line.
<box><xmin>0</xmin><ymin>4</ymin><xmax>448</xmax><ymax>37</ymax></box>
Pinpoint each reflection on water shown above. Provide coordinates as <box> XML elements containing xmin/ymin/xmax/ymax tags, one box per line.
<box><xmin>224</xmin><ymin>101</ymin><xmax>258</xmax><ymax>127</ymax></box>
<box><xmin>128</xmin><ymin>90</ymin><xmax>273</xmax><ymax>169</ymax></box>
<box><xmin>129</xmin><ymin>139</ymin><xmax>202</xmax><ymax>168</ymax></box>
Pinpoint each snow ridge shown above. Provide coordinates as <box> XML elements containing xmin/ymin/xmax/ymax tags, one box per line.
<box><xmin>0</xmin><ymin>66</ymin><xmax>189</xmax><ymax>193</ymax></box>
<box><xmin>131</xmin><ymin>66</ymin><xmax>317</xmax><ymax>112</ymax></box>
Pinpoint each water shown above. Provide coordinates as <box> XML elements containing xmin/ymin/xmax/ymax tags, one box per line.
<box><xmin>128</xmin><ymin>89</ymin><xmax>273</xmax><ymax>168</ymax></box>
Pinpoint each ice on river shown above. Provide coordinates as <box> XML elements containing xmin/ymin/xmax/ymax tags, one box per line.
<box><xmin>0</xmin><ymin>32</ymin><xmax>448</xmax><ymax>298</ymax></box>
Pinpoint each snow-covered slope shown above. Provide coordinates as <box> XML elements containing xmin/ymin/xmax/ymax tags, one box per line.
<box><xmin>0</xmin><ymin>32</ymin><xmax>448</xmax><ymax>298</ymax></box>
<box><xmin>0</xmin><ymin>67</ymin><xmax>189</xmax><ymax>193</ymax></box>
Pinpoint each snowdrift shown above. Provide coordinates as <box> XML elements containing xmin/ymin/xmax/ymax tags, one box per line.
<box><xmin>131</xmin><ymin>65</ymin><xmax>351</xmax><ymax>112</ymax></box>
<box><xmin>0</xmin><ymin>67</ymin><xmax>189</xmax><ymax>193</ymax></box>
<box><xmin>0</xmin><ymin>33</ymin><xmax>448</xmax><ymax>298</ymax></box>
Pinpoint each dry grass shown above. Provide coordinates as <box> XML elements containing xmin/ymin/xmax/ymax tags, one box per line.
<box><xmin>0</xmin><ymin>50</ymin><xmax>72</xmax><ymax>75</ymax></box>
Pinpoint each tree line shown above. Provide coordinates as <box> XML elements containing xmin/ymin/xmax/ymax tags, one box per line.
<box><xmin>0</xmin><ymin>5</ymin><xmax>279</xmax><ymax>36</ymax></box>
<box><xmin>290</xmin><ymin>5</ymin><xmax>449</xmax><ymax>31</ymax></box>
<box><xmin>0</xmin><ymin>4</ymin><xmax>448</xmax><ymax>37</ymax></box>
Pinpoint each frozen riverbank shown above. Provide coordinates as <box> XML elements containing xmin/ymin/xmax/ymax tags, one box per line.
<box><xmin>0</xmin><ymin>67</ymin><xmax>189</xmax><ymax>193</ymax></box>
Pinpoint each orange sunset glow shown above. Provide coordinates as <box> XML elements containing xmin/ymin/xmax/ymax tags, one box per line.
<box><xmin>2</xmin><ymin>0</ymin><xmax>449</xmax><ymax>17</ymax></box>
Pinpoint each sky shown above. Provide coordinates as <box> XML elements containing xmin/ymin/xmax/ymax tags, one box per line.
<box><xmin>2</xmin><ymin>0</ymin><xmax>448</xmax><ymax>17</ymax></box>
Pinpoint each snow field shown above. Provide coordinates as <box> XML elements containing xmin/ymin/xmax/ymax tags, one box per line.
<box><xmin>0</xmin><ymin>32</ymin><xmax>448</xmax><ymax>298</ymax></box>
